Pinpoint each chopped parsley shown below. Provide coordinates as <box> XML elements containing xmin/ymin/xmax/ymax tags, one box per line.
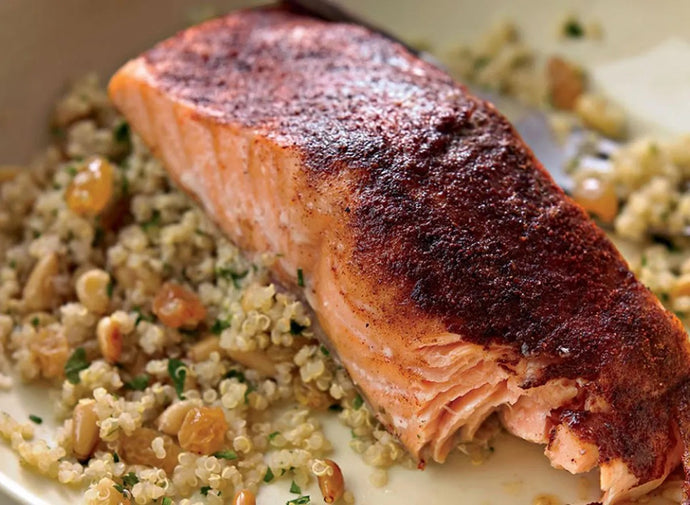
<box><xmin>167</xmin><ymin>358</ymin><xmax>187</xmax><ymax>399</ymax></box>
<box><xmin>122</xmin><ymin>472</ymin><xmax>139</xmax><ymax>487</ymax></box>
<box><xmin>297</xmin><ymin>268</ymin><xmax>305</xmax><ymax>287</ymax></box>
<box><xmin>28</xmin><ymin>414</ymin><xmax>42</xmax><ymax>424</ymax></box>
<box><xmin>319</xmin><ymin>345</ymin><xmax>330</xmax><ymax>356</ymax></box>
<box><xmin>92</xmin><ymin>226</ymin><xmax>105</xmax><ymax>247</ymax></box>
<box><xmin>244</xmin><ymin>385</ymin><xmax>256</xmax><ymax>405</ymax></box>
<box><xmin>106</xmin><ymin>279</ymin><xmax>114</xmax><ymax>298</ymax></box>
<box><xmin>287</xmin><ymin>496</ymin><xmax>310</xmax><ymax>505</ymax></box>
<box><xmin>263</xmin><ymin>467</ymin><xmax>275</xmax><ymax>483</ymax></box>
<box><xmin>200</xmin><ymin>486</ymin><xmax>212</xmax><ymax>496</ymax></box>
<box><xmin>64</xmin><ymin>347</ymin><xmax>89</xmax><ymax>384</ymax></box>
<box><xmin>289</xmin><ymin>320</ymin><xmax>306</xmax><ymax>335</ymax></box>
<box><xmin>290</xmin><ymin>481</ymin><xmax>301</xmax><ymax>494</ymax></box>
<box><xmin>162</xmin><ymin>498</ymin><xmax>172</xmax><ymax>505</ymax></box>
<box><xmin>211</xmin><ymin>318</ymin><xmax>230</xmax><ymax>335</ymax></box>
<box><xmin>8</xmin><ymin>260</ymin><xmax>16</xmax><ymax>269</ymax></box>
<box><xmin>352</xmin><ymin>394</ymin><xmax>364</xmax><ymax>410</ymax></box>
<box><xmin>133</xmin><ymin>307</ymin><xmax>154</xmax><ymax>326</ymax></box>
<box><xmin>31</xmin><ymin>317</ymin><xmax>40</xmax><ymax>328</ymax></box>
<box><xmin>224</xmin><ymin>369</ymin><xmax>246</xmax><ymax>383</ymax></box>
<box><xmin>563</xmin><ymin>18</ymin><xmax>584</xmax><ymax>38</ymax></box>
<box><xmin>216</xmin><ymin>267</ymin><xmax>249</xmax><ymax>289</ymax></box>
<box><xmin>66</xmin><ymin>165</ymin><xmax>78</xmax><ymax>177</ymax></box>
<box><xmin>113</xmin><ymin>484</ymin><xmax>126</xmax><ymax>495</ymax></box>
<box><xmin>141</xmin><ymin>210</ymin><xmax>161</xmax><ymax>230</ymax></box>
<box><xmin>212</xmin><ymin>450</ymin><xmax>238</xmax><ymax>460</ymax></box>
<box><xmin>268</xmin><ymin>431</ymin><xmax>280</xmax><ymax>440</ymax></box>
<box><xmin>113</xmin><ymin>452</ymin><xmax>120</xmax><ymax>463</ymax></box>
<box><xmin>113</xmin><ymin>121</ymin><xmax>131</xmax><ymax>144</ymax></box>
<box><xmin>125</xmin><ymin>374</ymin><xmax>150</xmax><ymax>391</ymax></box>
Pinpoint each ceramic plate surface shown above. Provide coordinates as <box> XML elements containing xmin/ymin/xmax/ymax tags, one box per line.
<box><xmin>1</xmin><ymin>1</ymin><xmax>689</xmax><ymax>504</ymax></box>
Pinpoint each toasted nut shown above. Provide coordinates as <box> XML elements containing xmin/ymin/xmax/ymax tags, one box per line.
<box><xmin>118</xmin><ymin>427</ymin><xmax>181</xmax><ymax>475</ymax></box>
<box><xmin>232</xmin><ymin>489</ymin><xmax>256</xmax><ymax>505</ymax></box>
<box><xmin>572</xmin><ymin>177</ymin><xmax>618</xmax><ymax>223</ymax></box>
<box><xmin>317</xmin><ymin>459</ymin><xmax>345</xmax><ymax>504</ymax></box>
<box><xmin>76</xmin><ymin>269</ymin><xmax>111</xmax><ymax>314</ymax></box>
<box><xmin>23</xmin><ymin>252</ymin><xmax>59</xmax><ymax>312</ymax></box>
<box><xmin>547</xmin><ymin>56</ymin><xmax>585</xmax><ymax>110</ymax></box>
<box><xmin>97</xmin><ymin>316</ymin><xmax>123</xmax><ymax>364</ymax></box>
<box><xmin>177</xmin><ymin>406</ymin><xmax>228</xmax><ymax>454</ymax></box>
<box><xmin>30</xmin><ymin>327</ymin><xmax>69</xmax><ymax>379</ymax></box>
<box><xmin>575</xmin><ymin>93</ymin><xmax>626</xmax><ymax>139</ymax></box>
<box><xmin>227</xmin><ymin>348</ymin><xmax>277</xmax><ymax>376</ymax></box>
<box><xmin>157</xmin><ymin>401</ymin><xmax>196</xmax><ymax>436</ymax></box>
<box><xmin>188</xmin><ymin>336</ymin><xmax>222</xmax><ymax>362</ymax></box>
<box><xmin>72</xmin><ymin>400</ymin><xmax>100</xmax><ymax>460</ymax></box>
<box><xmin>0</xmin><ymin>165</ymin><xmax>21</xmax><ymax>183</ymax></box>
<box><xmin>152</xmin><ymin>282</ymin><xmax>207</xmax><ymax>329</ymax></box>
<box><xmin>294</xmin><ymin>379</ymin><xmax>332</xmax><ymax>411</ymax></box>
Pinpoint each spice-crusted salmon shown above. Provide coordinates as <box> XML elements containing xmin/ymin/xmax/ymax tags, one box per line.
<box><xmin>109</xmin><ymin>7</ymin><xmax>690</xmax><ymax>504</ymax></box>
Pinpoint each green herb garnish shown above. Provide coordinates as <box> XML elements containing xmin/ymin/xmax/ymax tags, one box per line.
<box><xmin>216</xmin><ymin>267</ymin><xmax>248</xmax><ymax>289</ymax></box>
<box><xmin>352</xmin><ymin>394</ymin><xmax>364</xmax><ymax>410</ymax></box>
<box><xmin>106</xmin><ymin>280</ymin><xmax>114</xmax><ymax>298</ymax></box>
<box><xmin>64</xmin><ymin>347</ymin><xmax>89</xmax><ymax>384</ymax></box>
<box><xmin>122</xmin><ymin>472</ymin><xmax>139</xmax><ymax>487</ymax></box>
<box><xmin>319</xmin><ymin>345</ymin><xmax>329</xmax><ymax>356</ymax></box>
<box><xmin>297</xmin><ymin>268</ymin><xmax>304</xmax><ymax>287</ymax></box>
<box><xmin>66</xmin><ymin>165</ymin><xmax>78</xmax><ymax>177</ymax></box>
<box><xmin>290</xmin><ymin>481</ymin><xmax>301</xmax><ymax>494</ymax></box>
<box><xmin>200</xmin><ymin>486</ymin><xmax>211</xmax><ymax>496</ymax></box>
<box><xmin>113</xmin><ymin>484</ymin><xmax>126</xmax><ymax>495</ymax></box>
<box><xmin>141</xmin><ymin>210</ymin><xmax>161</xmax><ymax>230</ymax></box>
<box><xmin>28</xmin><ymin>414</ymin><xmax>42</xmax><ymax>424</ymax></box>
<box><xmin>125</xmin><ymin>374</ymin><xmax>150</xmax><ymax>391</ymax></box>
<box><xmin>224</xmin><ymin>369</ymin><xmax>246</xmax><ymax>383</ymax></box>
<box><xmin>268</xmin><ymin>431</ymin><xmax>280</xmax><ymax>440</ymax></box>
<box><xmin>287</xmin><ymin>496</ymin><xmax>310</xmax><ymax>505</ymax></box>
<box><xmin>211</xmin><ymin>318</ymin><xmax>230</xmax><ymax>335</ymax></box>
<box><xmin>564</xmin><ymin>19</ymin><xmax>584</xmax><ymax>38</ymax></box>
<box><xmin>162</xmin><ymin>498</ymin><xmax>172</xmax><ymax>505</ymax></box>
<box><xmin>263</xmin><ymin>467</ymin><xmax>275</xmax><ymax>483</ymax></box>
<box><xmin>289</xmin><ymin>320</ymin><xmax>306</xmax><ymax>335</ymax></box>
<box><xmin>31</xmin><ymin>317</ymin><xmax>40</xmax><ymax>328</ymax></box>
<box><xmin>213</xmin><ymin>450</ymin><xmax>238</xmax><ymax>460</ymax></box>
<box><xmin>167</xmin><ymin>358</ymin><xmax>187</xmax><ymax>399</ymax></box>
<box><xmin>113</xmin><ymin>121</ymin><xmax>131</xmax><ymax>144</ymax></box>
<box><xmin>113</xmin><ymin>452</ymin><xmax>120</xmax><ymax>463</ymax></box>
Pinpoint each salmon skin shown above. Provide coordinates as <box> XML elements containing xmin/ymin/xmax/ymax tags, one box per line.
<box><xmin>109</xmin><ymin>7</ymin><xmax>690</xmax><ymax>504</ymax></box>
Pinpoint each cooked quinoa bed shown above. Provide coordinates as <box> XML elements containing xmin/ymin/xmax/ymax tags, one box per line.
<box><xmin>0</xmin><ymin>76</ymin><xmax>414</xmax><ymax>505</ymax></box>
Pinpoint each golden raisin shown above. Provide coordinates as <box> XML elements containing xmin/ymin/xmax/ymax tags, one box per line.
<box><xmin>152</xmin><ymin>282</ymin><xmax>207</xmax><ymax>329</ymax></box>
<box><xmin>177</xmin><ymin>406</ymin><xmax>228</xmax><ymax>454</ymax></box>
<box><xmin>547</xmin><ymin>56</ymin><xmax>585</xmax><ymax>111</ymax></box>
<box><xmin>65</xmin><ymin>156</ymin><xmax>114</xmax><ymax>215</ymax></box>
<box><xmin>317</xmin><ymin>459</ymin><xmax>345</xmax><ymax>504</ymax></box>
<box><xmin>30</xmin><ymin>328</ymin><xmax>69</xmax><ymax>379</ymax></box>
<box><xmin>118</xmin><ymin>427</ymin><xmax>181</xmax><ymax>475</ymax></box>
<box><xmin>572</xmin><ymin>177</ymin><xmax>618</xmax><ymax>223</ymax></box>
<box><xmin>233</xmin><ymin>489</ymin><xmax>256</xmax><ymax>505</ymax></box>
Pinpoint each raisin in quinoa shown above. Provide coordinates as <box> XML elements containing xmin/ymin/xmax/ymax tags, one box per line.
<box><xmin>0</xmin><ymin>75</ymin><xmax>414</xmax><ymax>505</ymax></box>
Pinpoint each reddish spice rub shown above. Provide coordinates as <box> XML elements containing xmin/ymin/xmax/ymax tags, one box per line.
<box><xmin>114</xmin><ymin>7</ymin><xmax>690</xmax><ymax>502</ymax></box>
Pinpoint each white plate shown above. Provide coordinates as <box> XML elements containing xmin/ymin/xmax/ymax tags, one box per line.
<box><xmin>1</xmin><ymin>1</ymin><xmax>689</xmax><ymax>504</ymax></box>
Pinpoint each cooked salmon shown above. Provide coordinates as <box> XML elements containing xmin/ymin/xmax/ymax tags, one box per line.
<box><xmin>108</xmin><ymin>7</ymin><xmax>690</xmax><ymax>504</ymax></box>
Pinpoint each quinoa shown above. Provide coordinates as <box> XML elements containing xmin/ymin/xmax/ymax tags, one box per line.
<box><xmin>0</xmin><ymin>75</ymin><xmax>412</xmax><ymax>504</ymax></box>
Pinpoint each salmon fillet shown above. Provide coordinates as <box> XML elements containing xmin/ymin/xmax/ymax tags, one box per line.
<box><xmin>109</xmin><ymin>7</ymin><xmax>690</xmax><ymax>504</ymax></box>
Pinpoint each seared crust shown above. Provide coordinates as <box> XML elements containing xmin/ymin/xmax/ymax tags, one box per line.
<box><xmin>140</xmin><ymin>7</ymin><xmax>690</xmax><ymax>487</ymax></box>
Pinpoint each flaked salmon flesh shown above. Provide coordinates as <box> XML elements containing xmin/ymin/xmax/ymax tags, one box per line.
<box><xmin>109</xmin><ymin>7</ymin><xmax>690</xmax><ymax>504</ymax></box>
